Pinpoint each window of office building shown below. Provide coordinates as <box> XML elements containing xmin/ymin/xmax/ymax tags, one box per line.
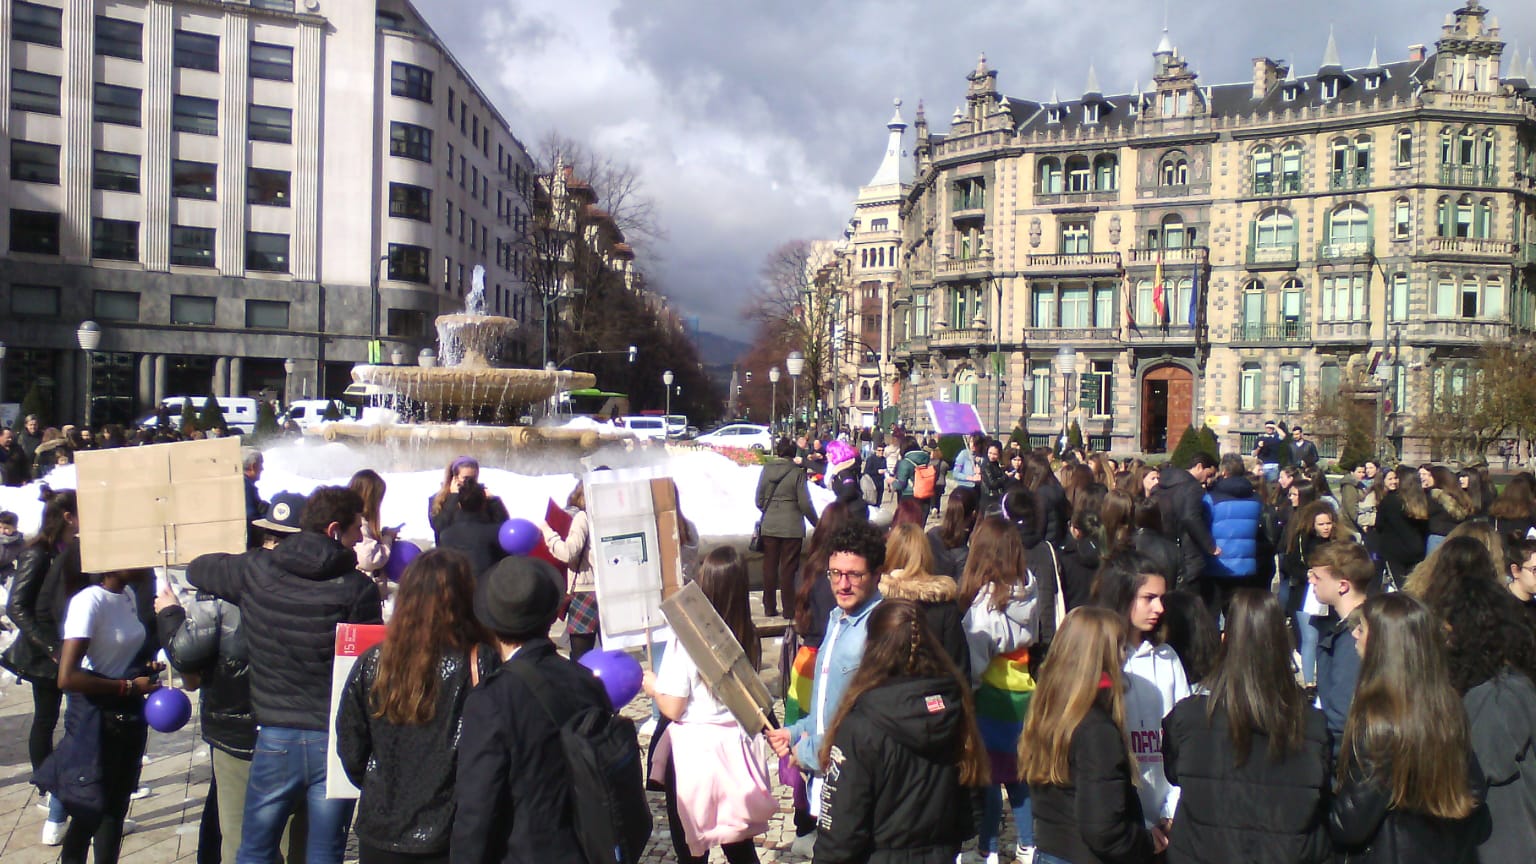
<box><xmin>387</xmin><ymin>308</ymin><xmax>429</xmax><ymax>339</ymax></box>
<box><xmin>173</xmin><ymin>95</ymin><xmax>218</xmax><ymax>135</ymax></box>
<box><xmin>1393</xmin><ymin>198</ymin><xmax>1412</xmax><ymax>239</ymax></box>
<box><xmin>95</xmin><ymin>16</ymin><xmax>142</xmax><ymax>61</ymax></box>
<box><xmin>250</xmin><ymin>42</ymin><xmax>293</xmax><ymax>81</ymax></box>
<box><xmin>389</xmin><ymin>122</ymin><xmax>432</xmax><ymax>162</ymax></box>
<box><xmin>1029</xmin><ymin>362</ymin><xmax>1052</xmax><ymax>416</ymax></box>
<box><xmin>1032</xmin><ymin>288</ymin><xmax>1057</xmax><ymax>328</ymax></box>
<box><xmin>11</xmin><ymin>284</ymin><xmax>59</xmax><ymax>317</ymax></box>
<box><xmin>93</xmin><ymin>83</ymin><xmax>141</xmax><ymax>126</ymax></box>
<box><xmin>170</xmin><ymin>226</ymin><xmax>216</xmax><ymax>267</ymax></box>
<box><xmin>1240</xmin><ymin>363</ymin><xmax>1262</xmax><ymax>411</ymax></box>
<box><xmin>93</xmin><ymin>290</ymin><xmax>140</xmax><ymax>322</ymax></box>
<box><xmin>1321</xmin><ymin>274</ymin><xmax>1367</xmax><ymax>321</ymax></box>
<box><xmin>170</xmin><ymin>295</ymin><xmax>216</xmax><ymax>326</ymax></box>
<box><xmin>1089</xmin><ymin>360</ymin><xmax>1113</xmax><ymax>416</ymax></box>
<box><xmin>9</xmin><ymin>209</ymin><xmax>60</xmax><ymax>255</ymax></box>
<box><xmin>1390</xmin><ymin>273</ymin><xmax>1410</xmax><ymax>320</ymax></box>
<box><xmin>91</xmin><ymin>218</ymin><xmax>138</xmax><ymax>261</ymax></box>
<box><xmin>248</xmin><ymin>168</ymin><xmax>290</xmax><ymax>206</ymax></box>
<box><xmin>12</xmin><ymin>70</ymin><xmax>61</xmax><ymax>115</ymax></box>
<box><xmin>246</xmin><ymin>232</ymin><xmax>289</xmax><ymax>273</ymax></box>
<box><xmin>391</xmin><ymin>62</ymin><xmax>433</xmax><ymax>102</ymax></box>
<box><xmin>389</xmin><ymin>183</ymin><xmax>432</xmax><ymax>221</ymax></box>
<box><xmin>245</xmin><ymin>300</ymin><xmax>290</xmax><ymax>329</ymax></box>
<box><xmin>248</xmin><ymin>105</ymin><xmax>292</xmax><ymax>144</ymax></box>
<box><xmin>11</xmin><ymin>140</ymin><xmax>59</xmax><ymax>184</ymax></box>
<box><xmin>172</xmin><ymin>160</ymin><xmax>217</xmax><ymax>200</ymax></box>
<box><xmin>1061</xmin><ymin>222</ymin><xmax>1091</xmax><ymax>254</ymax></box>
<box><xmin>14</xmin><ymin>1</ymin><xmax>63</xmax><ymax>47</ymax></box>
<box><xmin>1060</xmin><ymin>287</ymin><xmax>1092</xmax><ymax>328</ymax></box>
<box><xmin>174</xmin><ymin>30</ymin><xmax>219</xmax><ymax>72</ymax></box>
<box><xmin>388</xmin><ymin>243</ymin><xmax>432</xmax><ymax>284</ymax></box>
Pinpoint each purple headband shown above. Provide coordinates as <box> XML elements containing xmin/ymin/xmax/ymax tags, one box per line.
<box><xmin>450</xmin><ymin>456</ymin><xmax>478</xmax><ymax>473</ymax></box>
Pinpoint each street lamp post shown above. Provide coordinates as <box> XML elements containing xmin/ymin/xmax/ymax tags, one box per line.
<box><xmin>77</xmin><ymin>321</ymin><xmax>102</xmax><ymax>429</ymax></box>
<box><xmin>786</xmin><ymin>351</ymin><xmax>805</xmax><ymax>438</ymax></box>
<box><xmin>663</xmin><ymin>370</ymin><xmax>674</xmax><ymax>436</ymax></box>
<box><xmin>768</xmin><ymin>366</ymin><xmax>780</xmax><ymax>435</ymax></box>
<box><xmin>283</xmin><ymin>358</ymin><xmax>296</xmax><ymax>408</ymax></box>
<box><xmin>1053</xmin><ymin>346</ymin><xmax>1077</xmax><ymax>453</ymax></box>
<box><xmin>0</xmin><ymin>340</ymin><xmax>7</xmax><ymax>409</ymax></box>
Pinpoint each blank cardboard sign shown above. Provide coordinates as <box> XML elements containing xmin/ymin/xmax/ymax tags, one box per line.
<box><xmin>75</xmin><ymin>437</ymin><xmax>246</xmax><ymax>573</ymax></box>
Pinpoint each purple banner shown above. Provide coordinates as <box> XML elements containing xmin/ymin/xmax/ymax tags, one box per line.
<box><xmin>925</xmin><ymin>400</ymin><xmax>985</xmax><ymax>436</ymax></box>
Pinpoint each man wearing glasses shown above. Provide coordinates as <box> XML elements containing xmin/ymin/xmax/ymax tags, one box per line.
<box><xmin>767</xmin><ymin>520</ymin><xmax>885</xmax><ymax>856</ymax></box>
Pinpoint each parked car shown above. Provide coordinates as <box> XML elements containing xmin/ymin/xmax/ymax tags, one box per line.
<box><xmin>663</xmin><ymin>414</ymin><xmax>689</xmax><ymax>438</ymax></box>
<box><xmin>616</xmin><ymin>415</ymin><xmax>669</xmax><ymax>441</ymax></box>
<box><xmin>135</xmin><ymin>396</ymin><xmax>260</xmax><ymax>434</ymax></box>
<box><xmin>695</xmin><ymin>423</ymin><xmax>772</xmax><ymax>451</ymax></box>
<box><xmin>280</xmin><ymin>399</ymin><xmax>356</xmax><ymax>430</ymax></box>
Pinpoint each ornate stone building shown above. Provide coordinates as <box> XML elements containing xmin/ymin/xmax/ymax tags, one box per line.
<box><xmin>871</xmin><ymin>0</ymin><xmax>1536</xmax><ymax>460</ymax></box>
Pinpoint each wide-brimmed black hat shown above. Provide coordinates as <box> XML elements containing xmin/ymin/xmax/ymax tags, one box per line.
<box><xmin>474</xmin><ymin>556</ymin><xmax>563</xmax><ymax>638</ymax></box>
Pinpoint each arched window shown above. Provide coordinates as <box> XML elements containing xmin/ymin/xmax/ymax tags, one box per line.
<box><xmin>955</xmin><ymin>368</ymin><xmax>979</xmax><ymax>406</ymax></box>
<box><xmin>1476</xmin><ymin>199</ymin><xmax>1494</xmax><ymax>239</ymax></box>
<box><xmin>1437</xmin><ymin>196</ymin><xmax>1452</xmax><ymax>237</ymax></box>
<box><xmin>1280</xmin><ymin>143</ymin><xmax>1303</xmax><ymax>192</ymax></box>
<box><xmin>1281</xmin><ymin>278</ymin><xmax>1306</xmax><ymax>336</ymax></box>
<box><xmin>859</xmin><ymin>382</ymin><xmax>872</xmax><ymax>401</ymax></box>
<box><xmin>1252</xmin><ymin>145</ymin><xmax>1274</xmax><ymax>193</ymax></box>
<box><xmin>1038</xmin><ymin>158</ymin><xmax>1062</xmax><ymax>194</ymax></box>
<box><xmin>1330</xmin><ymin>138</ymin><xmax>1351</xmax><ymax>175</ymax></box>
<box><xmin>1456</xmin><ymin>195</ymin><xmax>1474</xmax><ymax>238</ymax></box>
<box><xmin>1459</xmin><ymin>128</ymin><xmax>1476</xmax><ymax>165</ymax></box>
<box><xmin>1093</xmin><ymin>154</ymin><xmax>1119</xmax><ymax>191</ymax></box>
<box><xmin>1240</xmin><ymin>281</ymin><xmax>1266</xmax><ymax>337</ymax></box>
<box><xmin>1395</xmin><ymin>128</ymin><xmax>1413</xmax><ymax>166</ymax></box>
<box><xmin>1162</xmin><ymin>214</ymin><xmax>1187</xmax><ymax>249</ymax></box>
<box><xmin>1327</xmin><ymin>204</ymin><xmax>1370</xmax><ymax>250</ymax></box>
<box><xmin>1390</xmin><ymin>272</ymin><xmax>1409</xmax><ymax>320</ymax></box>
<box><xmin>1481</xmin><ymin>130</ymin><xmax>1496</xmax><ymax>169</ymax></box>
<box><xmin>1440</xmin><ymin>128</ymin><xmax>1455</xmax><ymax>164</ymax></box>
<box><xmin>1066</xmin><ymin>156</ymin><xmax>1092</xmax><ymax>193</ymax></box>
<box><xmin>1254</xmin><ymin>208</ymin><xmax>1295</xmax><ymax>248</ymax></box>
<box><xmin>1393</xmin><ymin>197</ymin><xmax>1412</xmax><ymax>239</ymax></box>
<box><xmin>860</xmin><ymin>248</ymin><xmax>868</xmax><ymax>268</ymax></box>
<box><xmin>1161</xmin><ymin>154</ymin><xmax>1189</xmax><ymax>186</ymax></box>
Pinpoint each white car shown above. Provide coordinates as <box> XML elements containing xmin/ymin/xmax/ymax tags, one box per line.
<box><xmin>695</xmin><ymin>423</ymin><xmax>773</xmax><ymax>451</ymax></box>
<box><xmin>616</xmin><ymin>415</ymin><xmax>669</xmax><ymax>441</ymax></box>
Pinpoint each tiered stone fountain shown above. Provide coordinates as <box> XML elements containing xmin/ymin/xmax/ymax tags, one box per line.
<box><xmin>320</xmin><ymin>267</ymin><xmax>605</xmax><ymax>460</ymax></box>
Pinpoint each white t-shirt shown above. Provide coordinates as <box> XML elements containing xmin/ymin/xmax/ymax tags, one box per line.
<box><xmin>654</xmin><ymin>638</ymin><xmax>734</xmax><ymax>725</ymax></box>
<box><xmin>62</xmin><ymin>585</ymin><xmax>146</xmax><ymax>679</ymax></box>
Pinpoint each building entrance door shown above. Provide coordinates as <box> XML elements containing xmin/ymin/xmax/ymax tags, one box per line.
<box><xmin>1141</xmin><ymin>364</ymin><xmax>1193</xmax><ymax>453</ymax></box>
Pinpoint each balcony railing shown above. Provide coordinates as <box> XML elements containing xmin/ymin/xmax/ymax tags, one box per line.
<box><xmin>1251</xmin><ymin>174</ymin><xmax>1303</xmax><ymax>195</ymax></box>
<box><xmin>1233</xmin><ymin>321</ymin><xmax>1311</xmax><ymax>343</ymax></box>
<box><xmin>1440</xmin><ymin>164</ymin><xmax>1497</xmax><ymax>187</ymax></box>
<box><xmin>1126</xmin><ymin>324</ymin><xmax>1199</xmax><ymax>343</ymax></box>
<box><xmin>936</xmin><ymin>256</ymin><xmax>993</xmax><ymax>275</ymax></box>
<box><xmin>1409</xmin><ymin>318</ymin><xmax>1513</xmax><ymax>343</ymax></box>
<box><xmin>930</xmin><ymin>327</ymin><xmax>988</xmax><ymax>347</ymax></box>
<box><xmin>1312</xmin><ymin>321</ymin><xmax>1372</xmax><ymax>343</ymax></box>
<box><xmin>1426</xmin><ymin>237</ymin><xmax>1518</xmax><ymax>258</ymax></box>
<box><xmin>1328</xmin><ymin>168</ymin><xmax>1370</xmax><ymax>191</ymax></box>
<box><xmin>1023</xmin><ymin>251</ymin><xmax>1122</xmax><ymax>274</ymax></box>
<box><xmin>1127</xmin><ymin>247</ymin><xmax>1208</xmax><ymax>266</ymax></box>
<box><xmin>907</xmin><ymin>269</ymin><xmax>932</xmax><ymax>286</ymax></box>
<box><xmin>1028</xmin><ymin>327</ymin><xmax>1119</xmax><ymax>342</ymax></box>
<box><xmin>1317</xmin><ymin>238</ymin><xmax>1373</xmax><ymax>260</ymax></box>
<box><xmin>1246</xmin><ymin>243</ymin><xmax>1299</xmax><ymax>267</ymax></box>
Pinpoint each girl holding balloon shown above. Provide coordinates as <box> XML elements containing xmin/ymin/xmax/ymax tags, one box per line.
<box><xmin>48</xmin><ymin>566</ymin><xmax>161</xmax><ymax>864</ymax></box>
<box><xmin>350</xmin><ymin>470</ymin><xmax>397</xmax><ymax>584</ymax></box>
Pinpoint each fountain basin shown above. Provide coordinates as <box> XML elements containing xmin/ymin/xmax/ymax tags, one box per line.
<box><xmin>350</xmin><ymin>365</ymin><xmax>595</xmax><ymax>407</ymax></box>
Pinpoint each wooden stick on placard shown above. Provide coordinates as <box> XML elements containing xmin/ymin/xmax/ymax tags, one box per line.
<box><xmin>660</xmin><ymin>582</ymin><xmax>777</xmax><ymax>735</ymax></box>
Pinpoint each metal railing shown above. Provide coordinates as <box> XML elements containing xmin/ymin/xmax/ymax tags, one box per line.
<box><xmin>1234</xmin><ymin>321</ymin><xmax>1311</xmax><ymax>342</ymax></box>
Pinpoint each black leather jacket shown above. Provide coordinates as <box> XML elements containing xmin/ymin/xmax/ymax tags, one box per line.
<box><xmin>157</xmin><ymin>594</ymin><xmax>255</xmax><ymax>758</ymax></box>
<box><xmin>1328</xmin><ymin>753</ymin><xmax>1490</xmax><ymax>864</ymax></box>
<box><xmin>2</xmin><ymin>545</ymin><xmax>63</xmax><ymax>682</ymax></box>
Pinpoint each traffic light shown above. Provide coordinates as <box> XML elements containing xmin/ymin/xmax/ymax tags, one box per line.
<box><xmin>627</xmin><ymin>345</ymin><xmax>638</xmax><ymax>363</ymax></box>
<box><xmin>745</xmin><ymin>371</ymin><xmax>753</xmax><ymax>383</ymax></box>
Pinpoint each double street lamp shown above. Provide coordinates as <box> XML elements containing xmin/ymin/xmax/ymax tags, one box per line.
<box><xmin>663</xmin><ymin>369</ymin><xmax>674</xmax><ymax>433</ymax></box>
<box><xmin>1053</xmin><ymin>345</ymin><xmax>1077</xmax><ymax>452</ymax></box>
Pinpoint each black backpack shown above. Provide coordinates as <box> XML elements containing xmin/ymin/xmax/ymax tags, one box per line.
<box><xmin>513</xmin><ymin>664</ymin><xmax>652</xmax><ymax>864</ymax></box>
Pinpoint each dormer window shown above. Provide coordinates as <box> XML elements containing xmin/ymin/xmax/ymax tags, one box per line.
<box><xmin>1047</xmin><ymin>107</ymin><xmax>1063</xmax><ymax>124</ymax></box>
<box><xmin>1282</xmin><ymin>86</ymin><xmax>1299</xmax><ymax>102</ymax></box>
<box><xmin>1085</xmin><ymin>104</ymin><xmax>1100</xmax><ymax>124</ymax></box>
<box><xmin>1321</xmin><ymin>79</ymin><xmax>1339</xmax><ymax>100</ymax></box>
<box><xmin>1363</xmin><ymin>75</ymin><xmax>1380</xmax><ymax>91</ymax></box>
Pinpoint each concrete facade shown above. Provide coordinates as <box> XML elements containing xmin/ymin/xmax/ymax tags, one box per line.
<box><xmin>0</xmin><ymin>0</ymin><xmax>538</xmax><ymax>424</ymax></box>
<box><xmin>850</xmin><ymin>1</ymin><xmax>1536</xmax><ymax>461</ymax></box>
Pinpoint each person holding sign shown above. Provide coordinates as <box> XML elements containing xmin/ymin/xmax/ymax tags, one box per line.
<box><xmin>539</xmin><ymin>481</ymin><xmax>599</xmax><ymax>661</ymax></box>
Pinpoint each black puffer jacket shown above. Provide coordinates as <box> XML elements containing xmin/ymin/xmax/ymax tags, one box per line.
<box><xmin>878</xmin><ymin>571</ymin><xmax>970</xmax><ymax>682</ymax></box>
<box><xmin>189</xmin><ymin>532</ymin><xmax>382</xmax><ymax>730</ymax></box>
<box><xmin>1329</xmin><ymin>753</ymin><xmax>1490</xmax><ymax>864</ymax></box>
<box><xmin>1373</xmin><ymin>492</ymin><xmax>1425</xmax><ymax>578</ymax></box>
<box><xmin>1033</xmin><ymin>481</ymin><xmax>1070</xmax><ymax>546</ymax></box>
<box><xmin>1132</xmin><ymin>529</ymin><xmax>1184</xmax><ymax>589</ymax></box>
<box><xmin>1030</xmin><ymin>701</ymin><xmax>1155</xmax><ymax>864</ymax></box>
<box><xmin>1162</xmin><ymin>696</ymin><xmax>1333</xmax><ymax>864</ymax></box>
<box><xmin>156</xmin><ymin>594</ymin><xmax>254</xmax><ymax>758</ymax></box>
<box><xmin>814</xmin><ymin>675</ymin><xmax>975</xmax><ymax>863</ymax></box>
<box><xmin>338</xmin><ymin>642</ymin><xmax>497</xmax><ymax>855</ymax></box>
<box><xmin>2</xmin><ymin>544</ymin><xmax>63</xmax><ymax>682</ymax></box>
<box><xmin>430</xmin><ymin>492</ymin><xmax>510</xmax><ymax>545</ymax></box>
<box><xmin>1155</xmin><ymin>467</ymin><xmax>1216</xmax><ymax>585</ymax></box>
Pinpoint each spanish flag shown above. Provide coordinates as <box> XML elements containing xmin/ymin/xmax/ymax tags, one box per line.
<box><xmin>1152</xmin><ymin>253</ymin><xmax>1167</xmax><ymax>323</ymax></box>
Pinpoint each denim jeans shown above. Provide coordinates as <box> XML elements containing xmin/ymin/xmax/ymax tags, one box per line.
<box><xmin>1035</xmin><ymin>853</ymin><xmax>1073</xmax><ymax>864</ymax></box>
<box><xmin>1295</xmin><ymin>611</ymin><xmax>1320</xmax><ymax>686</ymax></box>
<box><xmin>237</xmin><ymin>727</ymin><xmax>354</xmax><ymax>864</ymax></box>
<box><xmin>979</xmin><ymin>782</ymin><xmax>1033</xmax><ymax>854</ymax></box>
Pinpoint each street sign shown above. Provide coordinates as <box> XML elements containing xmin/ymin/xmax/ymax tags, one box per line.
<box><xmin>1079</xmin><ymin>376</ymin><xmax>1102</xmax><ymax>411</ymax></box>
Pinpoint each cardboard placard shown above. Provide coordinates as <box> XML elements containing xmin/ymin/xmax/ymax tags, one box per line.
<box><xmin>586</xmin><ymin>470</ymin><xmax>685</xmax><ymax>650</ymax></box>
<box><xmin>326</xmin><ymin>623</ymin><xmax>388</xmax><ymax>799</ymax></box>
<box><xmin>75</xmin><ymin>437</ymin><xmax>246</xmax><ymax>573</ymax></box>
<box><xmin>661</xmin><ymin>582</ymin><xmax>774</xmax><ymax>735</ymax></box>
<box><xmin>925</xmin><ymin>399</ymin><xmax>986</xmax><ymax>436</ymax></box>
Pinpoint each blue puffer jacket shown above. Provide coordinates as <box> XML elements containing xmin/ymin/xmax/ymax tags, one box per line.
<box><xmin>1203</xmin><ymin>475</ymin><xmax>1263</xmax><ymax>578</ymax></box>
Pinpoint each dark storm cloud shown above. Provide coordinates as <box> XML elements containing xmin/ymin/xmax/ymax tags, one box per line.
<box><xmin>417</xmin><ymin>0</ymin><xmax>1534</xmax><ymax>337</ymax></box>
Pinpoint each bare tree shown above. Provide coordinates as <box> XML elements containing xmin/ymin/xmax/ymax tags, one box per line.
<box><xmin>1415</xmin><ymin>340</ymin><xmax>1536</xmax><ymax>462</ymax></box>
<box><xmin>745</xmin><ymin>240</ymin><xmax>846</xmax><ymax>428</ymax></box>
<box><xmin>534</xmin><ymin>130</ymin><xmax>663</xmax><ymax>251</ymax></box>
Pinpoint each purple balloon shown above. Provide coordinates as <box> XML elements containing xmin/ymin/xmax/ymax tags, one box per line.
<box><xmin>385</xmin><ymin>540</ymin><xmax>423</xmax><ymax>582</ymax></box>
<box><xmin>498</xmin><ymin>518</ymin><xmax>541</xmax><ymax>556</ymax></box>
<box><xmin>578</xmin><ymin>649</ymin><xmax>644</xmax><ymax>709</ymax></box>
<box><xmin>146</xmin><ymin>688</ymin><xmax>192</xmax><ymax>733</ymax></box>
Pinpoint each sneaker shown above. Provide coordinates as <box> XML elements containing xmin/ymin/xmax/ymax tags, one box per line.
<box><xmin>41</xmin><ymin>820</ymin><xmax>66</xmax><ymax>846</ymax></box>
<box><xmin>131</xmin><ymin>785</ymin><xmax>151</xmax><ymax>800</ymax></box>
<box><xmin>1015</xmin><ymin>845</ymin><xmax>1036</xmax><ymax>864</ymax></box>
<box><xmin>788</xmin><ymin>832</ymin><xmax>816</xmax><ymax>858</ymax></box>
<box><xmin>122</xmin><ymin>818</ymin><xmax>138</xmax><ymax>836</ymax></box>
<box><xmin>35</xmin><ymin>792</ymin><xmax>51</xmax><ymax>811</ymax></box>
<box><xmin>638</xmin><ymin>717</ymin><xmax>658</xmax><ymax>737</ymax></box>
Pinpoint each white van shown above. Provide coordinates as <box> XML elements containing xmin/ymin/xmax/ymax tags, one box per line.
<box><xmin>136</xmin><ymin>396</ymin><xmax>260</xmax><ymax>434</ymax></box>
<box><xmin>616</xmin><ymin>415</ymin><xmax>668</xmax><ymax>441</ymax></box>
<box><xmin>281</xmin><ymin>399</ymin><xmax>356</xmax><ymax>430</ymax></box>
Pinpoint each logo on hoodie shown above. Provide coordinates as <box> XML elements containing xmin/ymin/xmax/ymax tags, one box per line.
<box><xmin>924</xmin><ymin>694</ymin><xmax>946</xmax><ymax>714</ymax></box>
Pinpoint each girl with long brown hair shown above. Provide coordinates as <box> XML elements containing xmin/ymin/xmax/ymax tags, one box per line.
<box><xmin>1330</xmin><ymin>593</ymin><xmax>1486</xmax><ymax>862</ymax></box>
<box><xmin>1162</xmin><ymin>590</ymin><xmax>1332</xmax><ymax>862</ymax></box>
<box><xmin>1486</xmin><ymin>471</ymin><xmax>1536</xmax><ymax>539</ymax></box>
<box><xmin>643</xmin><ymin>546</ymin><xmax>770</xmax><ymax>864</ymax></box>
<box><xmin>1421</xmin><ymin>464</ymin><xmax>1473</xmax><ymax>556</ymax></box>
<box><xmin>815</xmin><ymin>599</ymin><xmax>988</xmax><ymax>863</ymax></box>
<box><xmin>1021</xmin><ymin>606</ymin><xmax>1162</xmax><ymax>864</ymax></box>
<box><xmin>336</xmin><ymin>548</ymin><xmax>489</xmax><ymax>864</ymax></box>
<box><xmin>960</xmin><ymin>516</ymin><xmax>1040</xmax><ymax>864</ymax></box>
<box><xmin>1374</xmin><ymin>465</ymin><xmax>1428</xmax><ymax>582</ymax></box>
<box><xmin>883</xmin><ymin>522</ymin><xmax>969</xmax><ymax>676</ymax></box>
<box><xmin>927</xmin><ymin>485</ymin><xmax>978</xmax><ymax>580</ymax></box>
<box><xmin>427</xmin><ymin>456</ymin><xmax>509</xmax><ymax>544</ymax></box>
<box><xmin>1280</xmin><ymin>501</ymin><xmax>1338</xmax><ymax>690</ymax></box>
<box><xmin>349</xmin><ymin>469</ymin><xmax>396</xmax><ymax>582</ymax></box>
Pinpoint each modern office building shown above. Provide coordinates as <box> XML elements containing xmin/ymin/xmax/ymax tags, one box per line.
<box><xmin>832</xmin><ymin>0</ymin><xmax>1536</xmax><ymax>460</ymax></box>
<box><xmin>0</xmin><ymin>0</ymin><xmax>539</xmax><ymax>424</ymax></box>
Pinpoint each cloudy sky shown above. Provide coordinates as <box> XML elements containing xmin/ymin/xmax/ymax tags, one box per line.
<box><xmin>418</xmin><ymin>0</ymin><xmax>1535</xmax><ymax>340</ymax></box>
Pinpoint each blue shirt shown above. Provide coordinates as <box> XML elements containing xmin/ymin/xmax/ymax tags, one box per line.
<box><xmin>950</xmin><ymin>447</ymin><xmax>977</xmax><ymax>488</ymax></box>
<box><xmin>789</xmin><ymin>592</ymin><xmax>883</xmax><ymax>772</ymax></box>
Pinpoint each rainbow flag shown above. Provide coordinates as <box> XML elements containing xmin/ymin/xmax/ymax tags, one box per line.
<box><xmin>975</xmin><ymin>646</ymin><xmax>1035</xmax><ymax>783</ymax></box>
<box><xmin>783</xmin><ymin>646</ymin><xmax>818</xmax><ymax>727</ymax></box>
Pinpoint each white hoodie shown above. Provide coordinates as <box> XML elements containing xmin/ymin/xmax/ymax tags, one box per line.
<box><xmin>960</xmin><ymin>578</ymin><xmax>1038</xmax><ymax>689</ymax></box>
<box><xmin>1123</xmin><ymin>639</ymin><xmax>1190</xmax><ymax>824</ymax></box>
